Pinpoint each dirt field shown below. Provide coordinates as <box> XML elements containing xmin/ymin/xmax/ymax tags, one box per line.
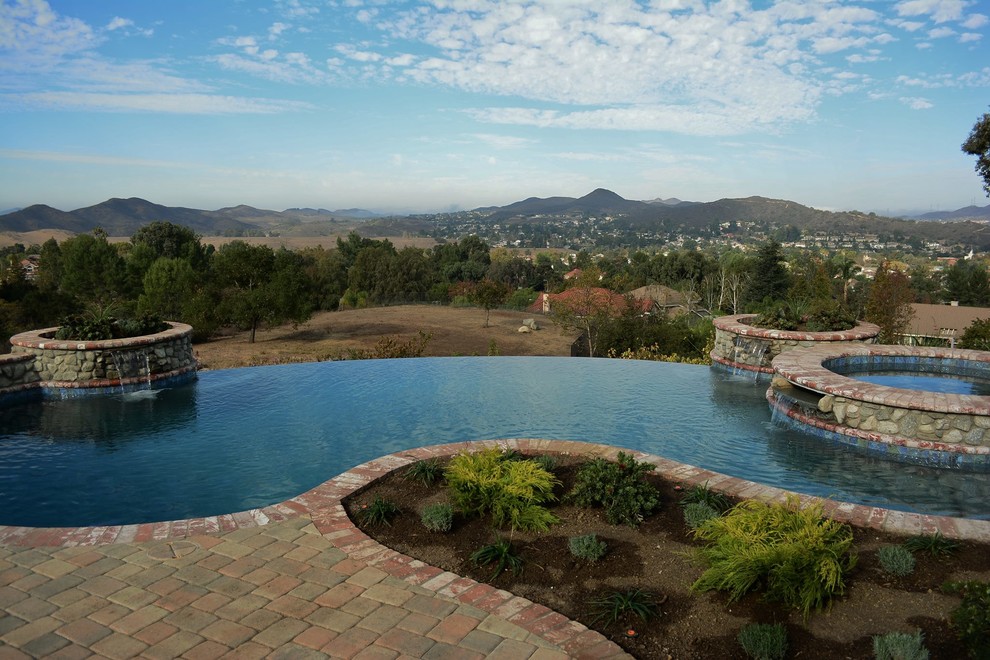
<box><xmin>193</xmin><ymin>305</ymin><xmax>574</xmax><ymax>370</ymax></box>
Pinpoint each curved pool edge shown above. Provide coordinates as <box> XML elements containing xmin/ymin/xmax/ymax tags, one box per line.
<box><xmin>4</xmin><ymin>439</ymin><xmax>989</xmax><ymax>550</ymax></box>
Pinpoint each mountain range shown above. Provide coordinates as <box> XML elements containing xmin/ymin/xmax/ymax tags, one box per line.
<box><xmin>2</xmin><ymin>190</ymin><xmax>989</xmax><ymax>246</ymax></box>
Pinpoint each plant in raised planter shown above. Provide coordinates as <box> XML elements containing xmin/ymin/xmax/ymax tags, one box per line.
<box><xmin>55</xmin><ymin>310</ymin><xmax>168</xmax><ymax>341</ymax></box>
<box><xmin>568</xmin><ymin>451</ymin><xmax>661</xmax><ymax>527</ymax></box>
<box><xmin>943</xmin><ymin>580</ymin><xmax>990</xmax><ymax>658</ymax></box>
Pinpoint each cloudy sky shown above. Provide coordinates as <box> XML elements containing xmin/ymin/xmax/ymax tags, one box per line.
<box><xmin>1</xmin><ymin>0</ymin><xmax>988</xmax><ymax>215</ymax></box>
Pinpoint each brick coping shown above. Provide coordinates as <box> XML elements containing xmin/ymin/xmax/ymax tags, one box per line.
<box><xmin>713</xmin><ymin>314</ymin><xmax>881</xmax><ymax>342</ymax></box>
<box><xmin>772</xmin><ymin>343</ymin><xmax>990</xmax><ymax>415</ymax></box>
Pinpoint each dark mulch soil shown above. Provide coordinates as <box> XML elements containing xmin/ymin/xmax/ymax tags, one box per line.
<box><xmin>344</xmin><ymin>455</ymin><xmax>990</xmax><ymax>659</ymax></box>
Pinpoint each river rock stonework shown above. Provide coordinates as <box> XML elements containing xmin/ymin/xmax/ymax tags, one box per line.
<box><xmin>3</xmin><ymin>322</ymin><xmax>197</xmax><ymax>398</ymax></box>
<box><xmin>769</xmin><ymin>344</ymin><xmax>990</xmax><ymax>469</ymax></box>
<box><xmin>711</xmin><ymin>314</ymin><xmax>880</xmax><ymax>379</ymax></box>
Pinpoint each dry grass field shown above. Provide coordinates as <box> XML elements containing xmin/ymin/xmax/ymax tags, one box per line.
<box><xmin>193</xmin><ymin>304</ymin><xmax>574</xmax><ymax>370</ymax></box>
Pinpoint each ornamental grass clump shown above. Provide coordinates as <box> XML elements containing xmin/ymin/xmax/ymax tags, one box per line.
<box><xmin>420</xmin><ymin>503</ymin><xmax>453</xmax><ymax>533</ymax></box>
<box><xmin>679</xmin><ymin>481</ymin><xmax>731</xmax><ymax>514</ymax></box>
<box><xmin>568</xmin><ymin>534</ymin><xmax>608</xmax><ymax>562</ymax></box>
<box><xmin>445</xmin><ymin>448</ymin><xmax>559</xmax><ymax>532</ymax></box>
<box><xmin>904</xmin><ymin>531</ymin><xmax>959</xmax><ymax>557</ymax></box>
<box><xmin>737</xmin><ymin>622</ymin><xmax>788</xmax><ymax>660</ymax></box>
<box><xmin>404</xmin><ymin>458</ymin><xmax>444</xmax><ymax>486</ymax></box>
<box><xmin>471</xmin><ymin>536</ymin><xmax>523</xmax><ymax>579</ymax></box>
<box><xmin>683</xmin><ymin>501</ymin><xmax>721</xmax><ymax>530</ymax></box>
<box><xmin>569</xmin><ymin>452</ymin><xmax>661</xmax><ymax>527</ymax></box>
<box><xmin>358</xmin><ymin>496</ymin><xmax>400</xmax><ymax>527</ymax></box>
<box><xmin>872</xmin><ymin>630</ymin><xmax>929</xmax><ymax>660</ymax></box>
<box><xmin>877</xmin><ymin>545</ymin><xmax>916</xmax><ymax>577</ymax></box>
<box><xmin>691</xmin><ymin>497</ymin><xmax>857</xmax><ymax>619</ymax></box>
<box><xmin>588</xmin><ymin>588</ymin><xmax>661</xmax><ymax>626</ymax></box>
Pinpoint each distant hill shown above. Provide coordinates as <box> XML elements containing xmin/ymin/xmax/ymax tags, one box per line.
<box><xmin>4</xmin><ymin>191</ymin><xmax>990</xmax><ymax>248</ymax></box>
<box><xmin>909</xmin><ymin>205</ymin><xmax>990</xmax><ymax>222</ymax></box>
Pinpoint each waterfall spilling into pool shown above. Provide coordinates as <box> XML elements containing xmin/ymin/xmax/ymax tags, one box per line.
<box><xmin>2</xmin><ymin>357</ymin><xmax>989</xmax><ymax>528</ymax></box>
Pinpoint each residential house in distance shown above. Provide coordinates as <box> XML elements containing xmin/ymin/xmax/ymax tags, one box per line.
<box><xmin>902</xmin><ymin>303</ymin><xmax>990</xmax><ymax>347</ymax></box>
<box><xmin>627</xmin><ymin>284</ymin><xmax>708</xmax><ymax>318</ymax></box>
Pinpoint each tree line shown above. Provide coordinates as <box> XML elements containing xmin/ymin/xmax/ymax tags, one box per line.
<box><xmin>1</xmin><ymin>223</ymin><xmax>988</xmax><ymax>356</ymax></box>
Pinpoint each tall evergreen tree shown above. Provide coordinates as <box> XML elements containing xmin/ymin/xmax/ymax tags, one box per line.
<box><xmin>746</xmin><ymin>240</ymin><xmax>791</xmax><ymax>308</ymax></box>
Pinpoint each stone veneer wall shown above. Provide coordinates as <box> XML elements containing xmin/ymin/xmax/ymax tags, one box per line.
<box><xmin>769</xmin><ymin>344</ymin><xmax>990</xmax><ymax>469</ymax></box>
<box><xmin>3</xmin><ymin>322</ymin><xmax>197</xmax><ymax>396</ymax></box>
<box><xmin>711</xmin><ymin>314</ymin><xmax>880</xmax><ymax>377</ymax></box>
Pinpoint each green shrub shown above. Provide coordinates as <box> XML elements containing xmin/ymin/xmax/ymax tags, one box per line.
<box><xmin>358</xmin><ymin>496</ymin><xmax>399</xmax><ymax>527</ymax></box>
<box><xmin>903</xmin><ymin>531</ymin><xmax>959</xmax><ymax>557</ymax></box>
<box><xmin>751</xmin><ymin>303</ymin><xmax>802</xmax><ymax>331</ymax></box>
<box><xmin>877</xmin><ymin>545</ymin><xmax>916</xmax><ymax>577</ymax></box>
<box><xmin>679</xmin><ymin>481</ymin><xmax>730</xmax><ymax>513</ymax></box>
<box><xmin>944</xmin><ymin>580</ymin><xmax>990</xmax><ymax>658</ymax></box>
<box><xmin>691</xmin><ymin>498</ymin><xmax>857</xmax><ymax>618</ymax></box>
<box><xmin>471</xmin><ymin>536</ymin><xmax>523</xmax><ymax>579</ymax></box>
<box><xmin>568</xmin><ymin>534</ymin><xmax>607</xmax><ymax>562</ymax></box>
<box><xmin>873</xmin><ymin>630</ymin><xmax>929</xmax><ymax>660</ymax></box>
<box><xmin>405</xmin><ymin>458</ymin><xmax>444</xmax><ymax>486</ymax></box>
<box><xmin>683</xmin><ymin>501</ymin><xmax>720</xmax><ymax>530</ymax></box>
<box><xmin>55</xmin><ymin>312</ymin><xmax>168</xmax><ymax>341</ymax></box>
<box><xmin>960</xmin><ymin>318</ymin><xmax>990</xmax><ymax>351</ymax></box>
<box><xmin>737</xmin><ymin>622</ymin><xmax>788</xmax><ymax>660</ymax></box>
<box><xmin>569</xmin><ymin>452</ymin><xmax>661</xmax><ymax>527</ymax></box>
<box><xmin>445</xmin><ymin>448</ymin><xmax>559</xmax><ymax>532</ymax></box>
<box><xmin>420</xmin><ymin>503</ymin><xmax>453</xmax><ymax>532</ymax></box>
<box><xmin>588</xmin><ymin>588</ymin><xmax>660</xmax><ymax>626</ymax></box>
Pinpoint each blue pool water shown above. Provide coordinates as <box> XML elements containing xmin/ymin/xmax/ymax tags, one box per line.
<box><xmin>850</xmin><ymin>372</ymin><xmax>990</xmax><ymax>396</ymax></box>
<box><xmin>1</xmin><ymin>357</ymin><xmax>989</xmax><ymax>527</ymax></box>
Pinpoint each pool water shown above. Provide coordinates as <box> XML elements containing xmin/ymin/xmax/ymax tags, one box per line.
<box><xmin>848</xmin><ymin>371</ymin><xmax>990</xmax><ymax>396</ymax></box>
<box><xmin>1</xmin><ymin>357</ymin><xmax>989</xmax><ymax>527</ymax></box>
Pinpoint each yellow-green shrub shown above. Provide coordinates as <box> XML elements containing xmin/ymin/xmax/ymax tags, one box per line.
<box><xmin>445</xmin><ymin>448</ymin><xmax>560</xmax><ymax>532</ymax></box>
<box><xmin>691</xmin><ymin>498</ymin><xmax>856</xmax><ymax>618</ymax></box>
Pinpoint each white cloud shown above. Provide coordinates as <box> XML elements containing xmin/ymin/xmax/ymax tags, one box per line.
<box><xmin>928</xmin><ymin>26</ymin><xmax>956</xmax><ymax>38</ymax></box>
<box><xmin>268</xmin><ymin>22</ymin><xmax>289</xmax><ymax>40</ymax></box>
<box><xmin>962</xmin><ymin>13</ymin><xmax>989</xmax><ymax>29</ymax></box>
<box><xmin>899</xmin><ymin>96</ymin><xmax>934</xmax><ymax>109</ymax></box>
<box><xmin>470</xmin><ymin>133</ymin><xmax>535</xmax><ymax>149</ymax></box>
<box><xmin>895</xmin><ymin>0</ymin><xmax>970</xmax><ymax>23</ymax></box>
<box><xmin>959</xmin><ymin>32</ymin><xmax>983</xmax><ymax>42</ymax></box>
<box><xmin>5</xmin><ymin>91</ymin><xmax>313</xmax><ymax>114</ymax></box>
<box><xmin>107</xmin><ymin>17</ymin><xmax>133</xmax><ymax>31</ymax></box>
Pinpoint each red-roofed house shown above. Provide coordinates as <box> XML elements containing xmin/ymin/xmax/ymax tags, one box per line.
<box><xmin>529</xmin><ymin>287</ymin><xmax>652</xmax><ymax>316</ymax></box>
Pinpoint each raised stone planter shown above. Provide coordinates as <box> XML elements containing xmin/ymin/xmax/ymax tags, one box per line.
<box><xmin>711</xmin><ymin>314</ymin><xmax>880</xmax><ymax>379</ymax></box>
<box><xmin>768</xmin><ymin>344</ymin><xmax>990</xmax><ymax>469</ymax></box>
<box><xmin>4</xmin><ymin>322</ymin><xmax>197</xmax><ymax>399</ymax></box>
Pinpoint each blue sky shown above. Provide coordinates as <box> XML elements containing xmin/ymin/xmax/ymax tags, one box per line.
<box><xmin>1</xmin><ymin>0</ymin><xmax>988</xmax><ymax>215</ymax></box>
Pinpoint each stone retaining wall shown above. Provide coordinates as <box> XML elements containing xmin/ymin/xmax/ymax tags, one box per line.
<box><xmin>4</xmin><ymin>322</ymin><xmax>197</xmax><ymax>397</ymax></box>
<box><xmin>711</xmin><ymin>314</ymin><xmax>880</xmax><ymax>377</ymax></box>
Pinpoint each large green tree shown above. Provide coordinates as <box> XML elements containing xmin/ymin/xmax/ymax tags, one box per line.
<box><xmin>746</xmin><ymin>240</ymin><xmax>791</xmax><ymax>308</ymax></box>
<box><xmin>963</xmin><ymin>109</ymin><xmax>990</xmax><ymax>197</ymax></box>
<box><xmin>212</xmin><ymin>241</ymin><xmax>312</xmax><ymax>343</ymax></box>
<box><xmin>944</xmin><ymin>260</ymin><xmax>990</xmax><ymax>306</ymax></box>
<box><xmin>57</xmin><ymin>230</ymin><xmax>127</xmax><ymax>307</ymax></box>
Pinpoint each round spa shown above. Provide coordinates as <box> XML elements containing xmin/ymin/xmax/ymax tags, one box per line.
<box><xmin>711</xmin><ymin>314</ymin><xmax>880</xmax><ymax>379</ymax></box>
<box><xmin>768</xmin><ymin>344</ymin><xmax>990</xmax><ymax>469</ymax></box>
